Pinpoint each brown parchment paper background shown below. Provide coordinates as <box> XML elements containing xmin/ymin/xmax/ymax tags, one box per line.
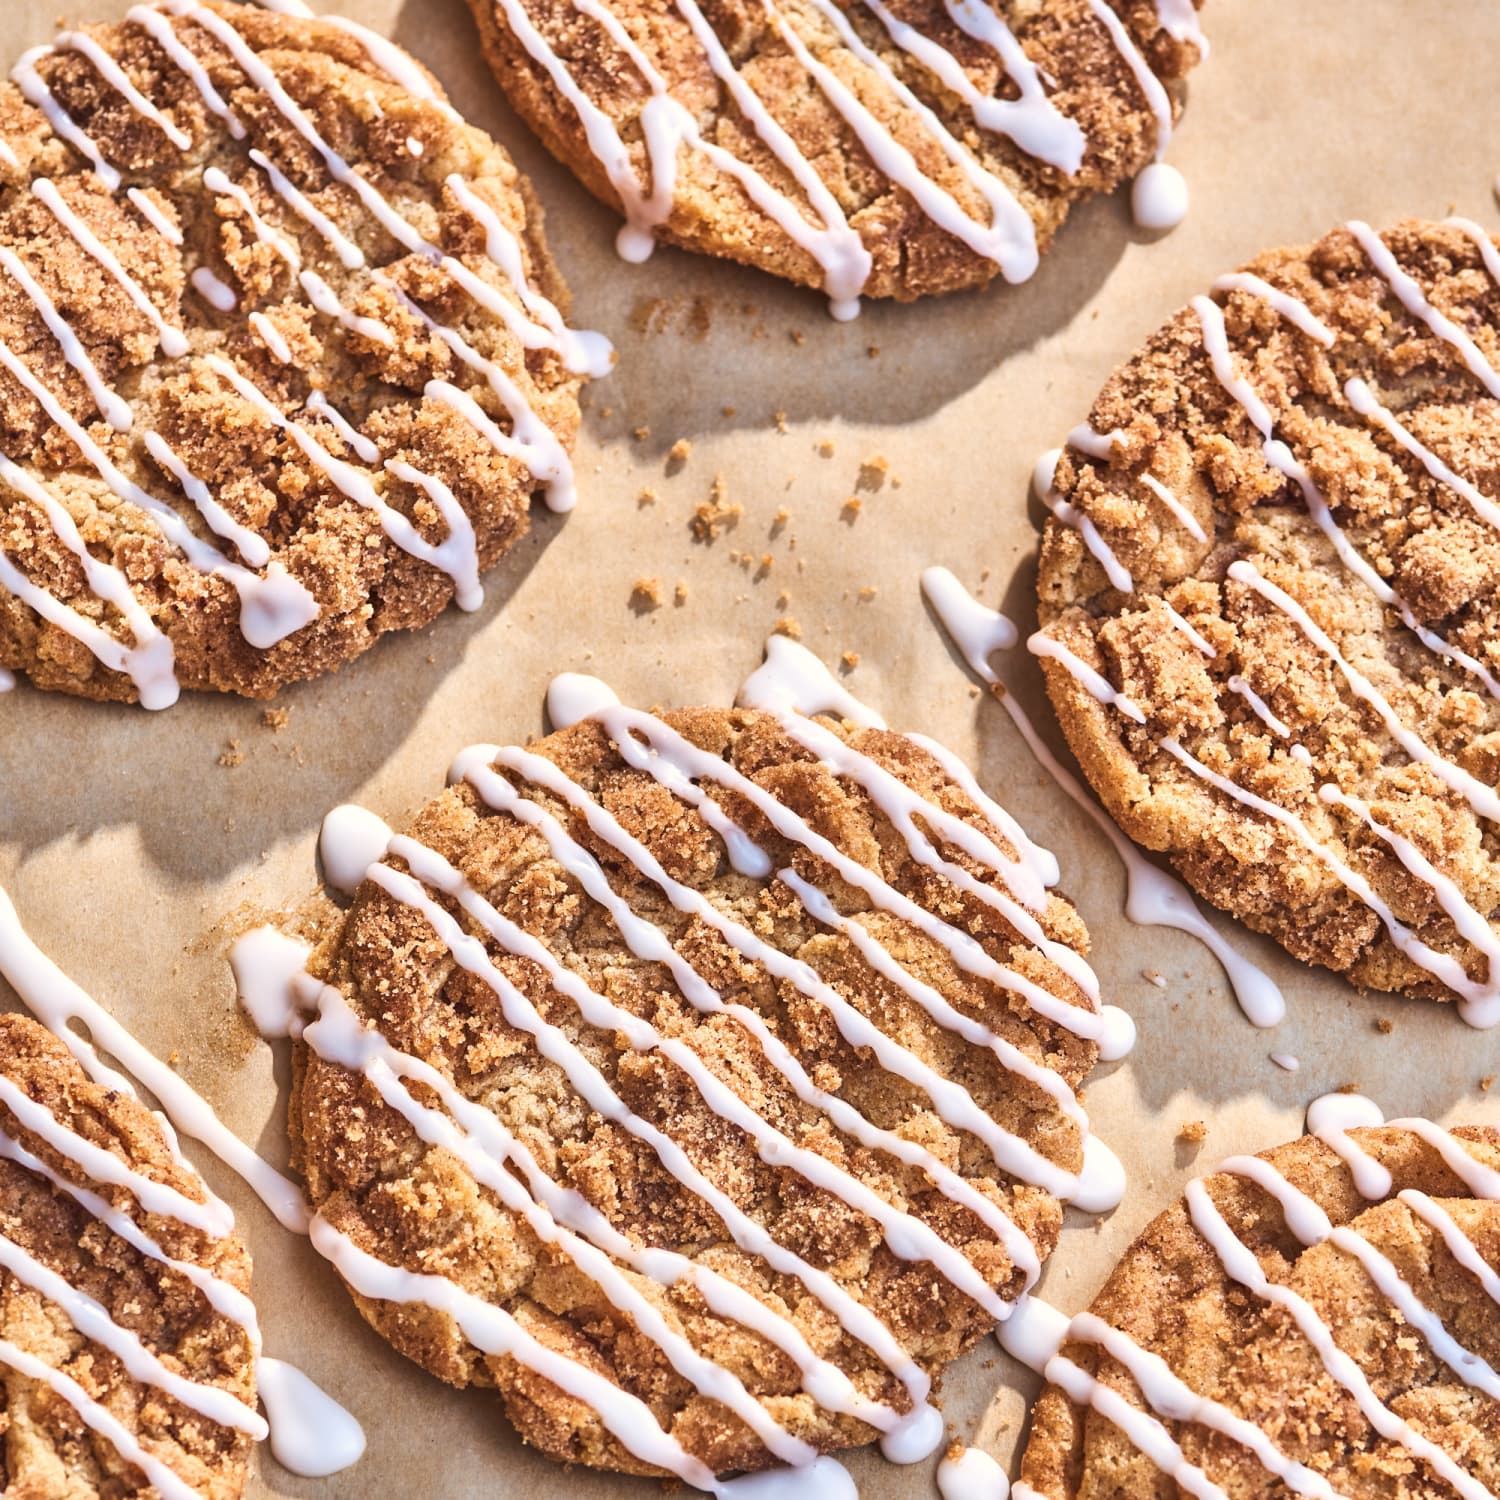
<box><xmin>3</xmin><ymin>1</ymin><xmax>1500</xmax><ymax>1494</ymax></box>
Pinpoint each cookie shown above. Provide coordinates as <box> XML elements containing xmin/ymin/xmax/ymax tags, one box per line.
<box><xmin>464</xmin><ymin>0</ymin><xmax>1207</xmax><ymax>312</ymax></box>
<box><xmin>1017</xmin><ymin>1101</ymin><xmax>1500</xmax><ymax>1499</ymax></box>
<box><xmin>0</xmin><ymin>1011</ymin><xmax>259</xmax><ymax>1499</ymax></box>
<box><xmin>1035</xmin><ymin>218</ymin><xmax>1500</xmax><ymax>1019</ymax></box>
<box><xmin>240</xmin><ymin>665</ymin><xmax>1129</xmax><ymax>1484</ymax></box>
<box><xmin>0</xmin><ymin>2</ymin><xmax>607</xmax><ymax>708</ymax></box>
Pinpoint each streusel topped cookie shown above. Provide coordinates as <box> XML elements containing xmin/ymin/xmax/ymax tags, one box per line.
<box><xmin>466</xmin><ymin>0</ymin><xmax>1206</xmax><ymax>311</ymax></box>
<box><xmin>0</xmin><ymin>2</ymin><xmax>606</xmax><ymax>707</ymax></box>
<box><xmin>1036</xmin><ymin>219</ymin><xmax>1500</xmax><ymax>1018</ymax></box>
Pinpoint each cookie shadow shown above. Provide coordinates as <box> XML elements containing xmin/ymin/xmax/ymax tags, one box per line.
<box><xmin>391</xmin><ymin>0</ymin><xmax>1139</xmax><ymax>439</ymax></box>
<box><xmin>0</xmin><ymin>507</ymin><xmax>561</xmax><ymax>882</ymax></box>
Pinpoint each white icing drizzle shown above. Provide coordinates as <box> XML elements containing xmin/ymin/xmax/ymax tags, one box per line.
<box><xmin>32</xmin><ymin>177</ymin><xmax>190</xmax><ymax>358</ymax></box>
<box><xmin>0</xmin><ymin>1334</ymin><xmax>205</xmax><ymax>1500</ymax></box>
<box><xmin>0</xmin><ymin>316</ymin><xmax>317</xmax><ymax>652</ymax></box>
<box><xmin>0</xmin><ymin>886</ymin><xmax>307</xmax><ymax>1234</ymax></box>
<box><xmin>305</xmin><ymin>390</ymin><xmax>382</xmax><ymax>465</ymax></box>
<box><xmin>394</xmin><ymin>775</ymin><xmax>1049</xmax><ymax>1304</ymax></box>
<box><xmin>257</xmin><ymin>1358</ymin><xmax>368</xmax><ymax>1477</ymax></box>
<box><xmin>0</xmin><ymin>453</ymin><xmax>180</xmax><ymax>708</ymax></box>
<box><xmin>242</xmin><ymin>924</ymin><xmax>909</xmax><ymax>1447</ymax></box>
<box><xmin>1024</xmin><ymin>267</ymin><xmax>1500</xmax><ymax>1023</ymax></box>
<box><xmin>0</xmin><ymin>886</ymin><xmax>364</xmax><ymax>1484</ymax></box>
<box><xmin>920</xmin><ymin>566</ymin><xmax>1286</xmax><ymax>1029</ymax></box>
<box><xmin>535</xmin><ymin>694</ymin><xmax>1132</xmax><ymax>1058</ymax></box>
<box><xmin>1228</xmin><ymin>557</ymin><xmax>1500</xmax><ymax>821</ymax></box>
<box><xmin>866</xmin><ymin>0</ymin><xmax>1084</xmax><ymax>172</ymax></box>
<box><xmin>1348</xmin><ymin>218</ymin><xmax>1500</xmax><ymax>400</ymax></box>
<box><xmin>0</xmin><ymin>245</ymin><xmax>132</xmax><ymax>430</ymax></box>
<box><xmin>12</xmin><ymin>46</ymin><xmax>123</xmax><ymax>190</ymax></box>
<box><xmin>220</xmin><ymin>658</ymin><xmax>1151</xmax><ymax>1487</ymax></box>
<box><xmin>1270</xmin><ymin>1051</ymin><xmax>1299</xmax><ymax>1071</ymax></box>
<box><xmin>1195</xmin><ymin>291</ymin><xmax>1500</xmax><ymax>703</ymax></box>
<box><xmin>127</xmin><ymin>185</ymin><xmax>184</xmax><ymax>245</ymax></box>
<box><xmin>1033</xmin><ymin>446</ymin><xmax>1134</xmax><ymax>593</ymax></box>
<box><xmin>191</xmin><ymin>265</ymin><xmax>239</xmax><ymax>311</ymax></box>
<box><xmin>311</xmin><ymin>1215</ymin><xmax>853</xmax><ymax>1497</ymax></box>
<box><xmin>0</xmin><ymin>1227</ymin><xmax>267</xmax><ymax>1435</ymax></box>
<box><xmin>52</xmin><ymin>28</ymin><xmax>193</xmax><ymax>150</ymax></box>
<box><xmin>1343</xmin><ymin>373</ymin><xmax>1500</xmax><ymax>534</ymax></box>
<box><xmin>1140</xmin><ymin>472</ymin><xmax>1206</xmax><ymax>542</ymax></box>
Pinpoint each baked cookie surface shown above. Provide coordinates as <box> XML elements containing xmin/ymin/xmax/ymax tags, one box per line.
<box><xmin>0</xmin><ymin>1</ymin><xmax>602</xmax><ymax>707</ymax></box>
<box><xmin>1036</xmin><ymin>218</ymin><xmax>1500</xmax><ymax>1016</ymax></box>
<box><xmin>465</xmin><ymin>0</ymin><xmax>1206</xmax><ymax>309</ymax></box>
<box><xmin>0</xmin><ymin>1011</ymin><xmax>258</xmax><ymax>1498</ymax></box>
<box><xmin>286</xmin><ymin>696</ymin><xmax>1117</xmax><ymax>1480</ymax></box>
<box><xmin>1019</xmin><ymin>1113</ymin><xmax>1500</xmax><ymax>1499</ymax></box>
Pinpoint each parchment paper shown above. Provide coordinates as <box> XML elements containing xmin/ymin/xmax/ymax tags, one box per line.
<box><xmin>2</xmin><ymin>2</ymin><xmax>1500</xmax><ymax>1494</ymax></box>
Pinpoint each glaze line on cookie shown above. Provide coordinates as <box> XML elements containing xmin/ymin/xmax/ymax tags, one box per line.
<box><xmin>0</xmin><ymin>885</ymin><xmax>366</xmax><ymax>1484</ymax></box>
<box><xmin>921</xmin><ymin>566</ymin><xmax>1287</xmax><ymax>1026</ymax></box>
<box><xmin>233</xmin><ymin>648</ymin><xmax>1123</xmax><ymax>1489</ymax></box>
<box><xmin>472</xmin><ymin>0</ymin><xmax>1202</xmax><ymax>311</ymax></box>
<box><xmin>0</xmin><ymin>1</ymin><xmax>607</xmax><ymax>704</ymax></box>
<box><xmin>1012</xmin><ymin>1098</ymin><xmax>1500</xmax><ymax>1498</ymax></box>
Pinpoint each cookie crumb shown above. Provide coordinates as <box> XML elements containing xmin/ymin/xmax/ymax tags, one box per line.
<box><xmin>1481</xmin><ymin>1074</ymin><xmax>1495</xmax><ymax>1093</ymax></box>
<box><xmin>630</xmin><ymin>577</ymin><xmax>663</xmax><ymax>612</ymax></box>
<box><xmin>840</xmin><ymin>651</ymin><xmax>860</xmax><ymax>673</ymax></box>
<box><xmin>841</xmin><ymin>496</ymin><xmax>863</xmax><ymax>521</ymax></box>
<box><xmin>1375</xmin><ymin>1017</ymin><xmax>1393</xmax><ymax>1034</ymax></box>
<box><xmin>690</xmin><ymin>476</ymin><xmax>744</xmax><ymax>542</ymax></box>
<box><xmin>666</xmin><ymin>437</ymin><xmax>692</xmax><ymax>471</ymax></box>
<box><xmin>857</xmin><ymin>455</ymin><xmax>891</xmax><ymax>491</ymax></box>
<box><xmin>632</xmin><ymin>425</ymin><xmax>650</xmax><ymax>443</ymax></box>
<box><xmin>673</xmin><ymin>580</ymin><xmax>688</xmax><ymax>607</ymax></box>
<box><xmin>637</xmin><ymin>486</ymin><xmax>657</xmax><ymax>507</ymax></box>
<box><xmin>1178</xmin><ymin>1120</ymin><xmax>1207</xmax><ymax>1144</ymax></box>
<box><xmin>261</xmin><ymin>707</ymin><xmax>289</xmax><ymax>732</ymax></box>
<box><xmin>721</xmin><ymin>404</ymin><xmax>736</xmax><ymax>418</ymax></box>
<box><xmin>773</xmin><ymin>616</ymin><xmax>802</xmax><ymax>640</ymax></box>
<box><xmin>773</xmin><ymin>410</ymin><xmax>788</xmax><ymax>434</ymax></box>
<box><xmin>218</xmin><ymin>740</ymin><xmax>244</xmax><ymax>769</ymax></box>
<box><xmin>771</xmin><ymin>505</ymin><xmax>792</xmax><ymax>535</ymax></box>
<box><xmin>815</xmin><ymin>439</ymin><xmax>835</xmax><ymax>458</ymax></box>
<box><xmin>867</xmin><ymin>344</ymin><xmax>880</xmax><ymax>359</ymax></box>
<box><xmin>858</xmin><ymin>585</ymin><xmax>877</xmax><ymax>601</ymax></box>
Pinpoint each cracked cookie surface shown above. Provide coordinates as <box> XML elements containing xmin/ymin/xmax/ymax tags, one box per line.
<box><xmin>1020</xmin><ymin>1119</ymin><xmax>1500</xmax><ymax>1499</ymax></box>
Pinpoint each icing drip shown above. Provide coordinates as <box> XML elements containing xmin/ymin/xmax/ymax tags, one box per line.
<box><xmin>1002</xmin><ymin>1106</ymin><xmax>1500</xmax><ymax>1498</ymax></box>
<box><xmin>937</xmin><ymin>1445</ymin><xmax>1010</xmax><ymax>1500</ymax></box>
<box><xmin>0</xmin><ymin>886</ymin><xmax>364</xmax><ymax>1482</ymax></box>
<box><xmin>920</xmin><ymin>566</ymin><xmax>1285</xmax><ymax>1028</ymax></box>
<box><xmin>1</xmin><ymin>1</ymin><xmax>609</xmax><ymax>702</ymax></box>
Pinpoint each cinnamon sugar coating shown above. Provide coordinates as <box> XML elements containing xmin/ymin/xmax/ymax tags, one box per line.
<box><xmin>291</xmin><ymin>706</ymin><xmax>1103</xmax><ymax>1478</ymax></box>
